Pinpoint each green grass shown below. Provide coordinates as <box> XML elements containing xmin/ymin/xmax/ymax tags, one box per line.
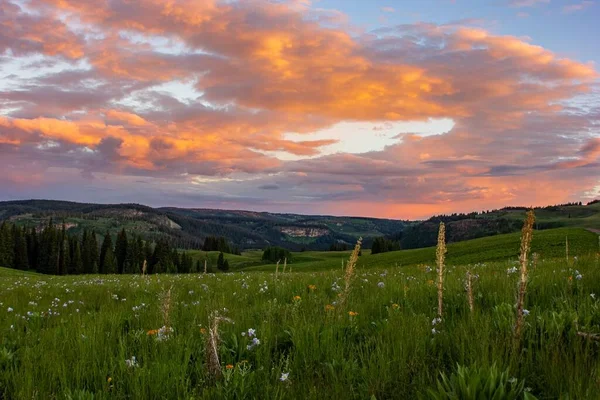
<box><xmin>2</xmin><ymin>252</ymin><xmax>600</xmax><ymax>398</ymax></box>
<box><xmin>0</xmin><ymin>267</ymin><xmax>40</xmax><ymax>277</ymax></box>
<box><xmin>243</xmin><ymin>227</ymin><xmax>598</xmax><ymax>272</ymax></box>
<box><xmin>1</xmin><ymin>227</ymin><xmax>599</xmax><ymax>398</ymax></box>
<box><xmin>486</xmin><ymin>203</ymin><xmax>600</xmax><ymax>229</ymax></box>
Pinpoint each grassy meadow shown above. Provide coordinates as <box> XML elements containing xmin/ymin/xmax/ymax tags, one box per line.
<box><xmin>1</xmin><ymin>228</ymin><xmax>600</xmax><ymax>399</ymax></box>
<box><xmin>192</xmin><ymin>227</ymin><xmax>599</xmax><ymax>272</ymax></box>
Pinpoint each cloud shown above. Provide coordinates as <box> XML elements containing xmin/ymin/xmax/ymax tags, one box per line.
<box><xmin>509</xmin><ymin>0</ymin><xmax>550</xmax><ymax>7</ymax></box>
<box><xmin>381</xmin><ymin>7</ymin><xmax>396</xmax><ymax>13</ymax></box>
<box><xmin>563</xmin><ymin>1</ymin><xmax>594</xmax><ymax>13</ymax></box>
<box><xmin>0</xmin><ymin>0</ymin><xmax>598</xmax><ymax>218</ymax></box>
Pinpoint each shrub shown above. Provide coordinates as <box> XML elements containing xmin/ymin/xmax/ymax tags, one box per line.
<box><xmin>261</xmin><ymin>246</ymin><xmax>291</xmax><ymax>263</ymax></box>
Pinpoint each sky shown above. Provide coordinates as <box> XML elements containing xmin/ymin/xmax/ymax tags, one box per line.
<box><xmin>0</xmin><ymin>0</ymin><xmax>599</xmax><ymax>219</ymax></box>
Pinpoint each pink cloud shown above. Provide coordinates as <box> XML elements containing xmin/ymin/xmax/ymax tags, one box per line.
<box><xmin>0</xmin><ymin>0</ymin><xmax>598</xmax><ymax>217</ymax></box>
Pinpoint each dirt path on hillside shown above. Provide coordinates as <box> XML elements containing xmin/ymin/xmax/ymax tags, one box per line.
<box><xmin>586</xmin><ymin>228</ymin><xmax>600</xmax><ymax>235</ymax></box>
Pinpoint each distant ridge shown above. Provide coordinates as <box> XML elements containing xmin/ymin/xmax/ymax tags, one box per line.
<box><xmin>0</xmin><ymin>199</ymin><xmax>598</xmax><ymax>251</ymax></box>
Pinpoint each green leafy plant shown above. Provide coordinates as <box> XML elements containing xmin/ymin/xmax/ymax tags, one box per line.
<box><xmin>423</xmin><ymin>364</ymin><xmax>537</xmax><ymax>400</ymax></box>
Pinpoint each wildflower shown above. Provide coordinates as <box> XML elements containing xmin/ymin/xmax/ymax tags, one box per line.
<box><xmin>432</xmin><ymin>317</ymin><xmax>442</xmax><ymax>326</ymax></box>
<box><xmin>7</xmin><ymin>307</ymin><xmax>13</xmax><ymax>313</ymax></box>
<box><xmin>308</xmin><ymin>285</ymin><xmax>316</xmax><ymax>291</ymax></box>
<box><xmin>427</xmin><ymin>279</ymin><xmax>434</xmax><ymax>286</ymax></box>
<box><xmin>432</xmin><ymin>328</ymin><xmax>438</xmax><ymax>334</ymax></box>
<box><xmin>244</xmin><ymin>328</ymin><xmax>256</xmax><ymax>338</ymax></box>
<box><xmin>246</xmin><ymin>337</ymin><xmax>261</xmax><ymax>350</ymax></box>
<box><xmin>147</xmin><ymin>329</ymin><xmax>159</xmax><ymax>336</ymax></box>
<box><xmin>156</xmin><ymin>326</ymin><xmax>173</xmax><ymax>341</ymax></box>
<box><xmin>325</xmin><ymin>304</ymin><xmax>335</xmax><ymax>312</ymax></box>
<box><xmin>200</xmin><ymin>328</ymin><xmax>207</xmax><ymax>334</ymax></box>
<box><xmin>280</xmin><ymin>372</ymin><xmax>289</xmax><ymax>382</ymax></box>
<box><xmin>523</xmin><ymin>309</ymin><xmax>530</xmax><ymax>316</ymax></box>
<box><xmin>568</xmin><ymin>276</ymin><xmax>573</xmax><ymax>281</ymax></box>
<box><xmin>293</xmin><ymin>295</ymin><xmax>301</xmax><ymax>301</ymax></box>
<box><xmin>125</xmin><ymin>356</ymin><xmax>138</xmax><ymax>368</ymax></box>
<box><xmin>391</xmin><ymin>303</ymin><xmax>399</xmax><ymax>310</ymax></box>
<box><xmin>507</xmin><ymin>267</ymin><xmax>518</xmax><ymax>275</ymax></box>
<box><xmin>377</xmin><ymin>282</ymin><xmax>385</xmax><ymax>288</ymax></box>
<box><xmin>226</xmin><ymin>364</ymin><xmax>234</xmax><ymax>370</ymax></box>
<box><xmin>591</xmin><ymin>293</ymin><xmax>596</xmax><ymax>299</ymax></box>
<box><xmin>348</xmin><ymin>311</ymin><xmax>358</xmax><ymax>317</ymax></box>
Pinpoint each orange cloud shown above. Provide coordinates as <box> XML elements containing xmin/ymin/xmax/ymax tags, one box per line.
<box><xmin>105</xmin><ymin>110</ymin><xmax>148</xmax><ymax>126</ymax></box>
<box><xmin>0</xmin><ymin>0</ymin><xmax>598</xmax><ymax>217</ymax></box>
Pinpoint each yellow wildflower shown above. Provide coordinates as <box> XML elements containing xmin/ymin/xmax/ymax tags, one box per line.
<box><xmin>325</xmin><ymin>304</ymin><xmax>335</xmax><ymax>311</ymax></box>
<box><xmin>200</xmin><ymin>328</ymin><xmax>207</xmax><ymax>334</ymax></box>
<box><xmin>226</xmin><ymin>364</ymin><xmax>234</xmax><ymax>370</ymax></box>
<box><xmin>391</xmin><ymin>303</ymin><xmax>399</xmax><ymax>310</ymax></box>
<box><xmin>348</xmin><ymin>311</ymin><xmax>358</xmax><ymax>317</ymax></box>
<box><xmin>293</xmin><ymin>295</ymin><xmax>301</xmax><ymax>301</ymax></box>
<box><xmin>308</xmin><ymin>285</ymin><xmax>317</xmax><ymax>291</ymax></box>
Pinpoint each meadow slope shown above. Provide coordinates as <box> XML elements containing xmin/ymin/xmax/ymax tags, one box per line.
<box><xmin>240</xmin><ymin>227</ymin><xmax>599</xmax><ymax>272</ymax></box>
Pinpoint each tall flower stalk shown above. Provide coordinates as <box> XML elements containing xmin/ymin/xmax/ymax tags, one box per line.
<box><xmin>338</xmin><ymin>237</ymin><xmax>362</xmax><ymax>309</ymax></box>
<box><xmin>514</xmin><ymin>210</ymin><xmax>535</xmax><ymax>343</ymax></box>
<box><xmin>436</xmin><ymin>223</ymin><xmax>447</xmax><ymax>318</ymax></box>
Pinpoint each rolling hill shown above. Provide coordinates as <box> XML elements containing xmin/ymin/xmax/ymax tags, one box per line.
<box><xmin>0</xmin><ymin>199</ymin><xmax>408</xmax><ymax>251</ymax></box>
<box><xmin>1</xmin><ymin>199</ymin><xmax>598</xmax><ymax>253</ymax></box>
<box><xmin>239</xmin><ymin>227</ymin><xmax>600</xmax><ymax>272</ymax></box>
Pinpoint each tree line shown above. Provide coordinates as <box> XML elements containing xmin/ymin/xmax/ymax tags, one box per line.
<box><xmin>0</xmin><ymin>220</ymin><xmax>208</xmax><ymax>275</ymax></box>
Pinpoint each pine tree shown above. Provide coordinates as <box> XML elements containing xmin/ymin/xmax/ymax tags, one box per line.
<box><xmin>151</xmin><ymin>239</ymin><xmax>173</xmax><ymax>274</ymax></box>
<box><xmin>57</xmin><ymin>224</ymin><xmax>69</xmax><ymax>275</ymax></box>
<box><xmin>115</xmin><ymin>228</ymin><xmax>128</xmax><ymax>274</ymax></box>
<box><xmin>12</xmin><ymin>225</ymin><xmax>28</xmax><ymax>270</ymax></box>
<box><xmin>0</xmin><ymin>222</ymin><xmax>13</xmax><ymax>268</ymax></box>
<box><xmin>99</xmin><ymin>232</ymin><xmax>117</xmax><ymax>274</ymax></box>
<box><xmin>217</xmin><ymin>252</ymin><xmax>225</xmax><ymax>271</ymax></box>
<box><xmin>135</xmin><ymin>236</ymin><xmax>145</xmax><ymax>274</ymax></box>
<box><xmin>38</xmin><ymin>219</ymin><xmax>59</xmax><ymax>275</ymax></box>
<box><xmin>179</xmin><ymin>252</ymin><xmax>193</xmax><ymax>273</ymax></box>
<box><xmin>90</xmin><ymin>231</ymin><xmax>99</xmax><ymax>274</ymax></box>
<box><xmin>123</xmin><ymin>236</ymin><xmax>136</xmax><ymax>274</ymax></box>
<box><xmin>27</xmin><ymin>227</ymin><xmax>38</xmax><ymax>271</ymax></box>
<box><xmin>144</xmin><ymin>240</ymin><xmax>153</xmax><ymax>270</ymax></box>
<box><xmin>69</xmin><ymin>237</ymin><xmax>83</xmax><ymax>274</ymax></box>
<box><xmin>81</xmin><ymin>230</ymin><xmax>98</xmax><ymax>274</ymax></box>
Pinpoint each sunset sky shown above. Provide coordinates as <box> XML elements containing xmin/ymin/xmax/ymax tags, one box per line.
<box><xmin>1</xmin><ymin>0</ymin><xmax>599</xmax><ymax>219</ymax></box>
